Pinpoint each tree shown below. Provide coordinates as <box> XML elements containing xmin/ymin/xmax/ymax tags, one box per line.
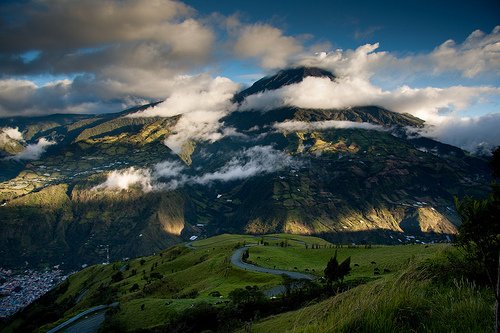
<box><xmin>324</xmin><ymin>250</ymin><xmax>351</xmax><ymax>285</ymax></box>
<box><xmin>242</xmin><ymin>248</ymin><xmax>250</xmax><ymax>262</ymax></box>
<box><xmin>324</xmin><ymin>250</ymin><xmax>340</xmax><ymax>284</ymax></box>
<box><xmin>281</xmin><ymin>274</ymin><xmax>294</xmax><ymax>296</ymax></box>
<box><xmin>338</xmin><ymin>256</ymin><xmax>351</xmax><ymax>282</ymax></box>
<box><xmin>111</xmin><ymin>271</ymin><xmax>123</xmax><ymax>283</ymax></box>
<box><xmin>455</xmin><ymin>146</ymin><xmax>500</xmax><ymax>332</ymax></box>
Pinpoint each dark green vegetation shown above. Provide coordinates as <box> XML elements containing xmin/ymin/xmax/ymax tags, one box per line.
<box><xmin>324</xmin><ymin>250</ymin><xmax>351</xmax><ymax>284</ymax></box>
<box><xmin>0</xmin><ymin>67</ymin><xmax>492</xmax><ymax>269</ymax></box>
<box><xmin>454</xmin><ymin>147</ymin><xmax>500</xmax><ymax>330</ymax></box>
<box><xmin>0</xmin><ymin>234</ymin><xmax>495</xmax><ymax>332</ymax></box>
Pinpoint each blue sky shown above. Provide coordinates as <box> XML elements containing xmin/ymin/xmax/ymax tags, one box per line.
<box><xmin>187</xmin><ymin>0</ymin><xmax>499</xmax><ymax>51</ymax></box>
<box><xmin>192</xmin><ymin>0</ymin><xmax>499</xmax><ymax>89</ymax></box>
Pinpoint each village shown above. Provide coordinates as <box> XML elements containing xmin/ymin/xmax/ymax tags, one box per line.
<box><xmin>0</xmin><ymin>267</ymin><xmax>66</xmax><ymax>318</ymax></box>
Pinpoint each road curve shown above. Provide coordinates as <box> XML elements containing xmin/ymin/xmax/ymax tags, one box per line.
<box><xmin>230</xmin><ymin>246</ymin><xmax>315</xmax><ymax>281</ymax></box>
<box><xmin>47</xmin><ymin>302</ymin><xmax>118</xmax><ymax>333</ymax></box>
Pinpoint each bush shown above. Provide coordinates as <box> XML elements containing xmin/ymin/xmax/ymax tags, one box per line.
<box><xmin>111</xmin><ymin>271</ymin><xmax>123</xmax><ymax>283</ymax></box>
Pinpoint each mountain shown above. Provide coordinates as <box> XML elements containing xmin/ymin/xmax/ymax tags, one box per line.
<box><xmin>0</xmin><ymin>67</ymin><xmax>491</xmax><ymax>270</ymax></box>
<box><xmin>233</xmin><ymin>66</ymin><xmax>336</xmax><ymax>103</ymax></box>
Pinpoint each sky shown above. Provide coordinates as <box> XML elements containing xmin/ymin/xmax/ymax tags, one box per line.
<box><xmin>0</xmin><ymin>0</ymin><xmax>499</xmax><ymax>153</ymax></box>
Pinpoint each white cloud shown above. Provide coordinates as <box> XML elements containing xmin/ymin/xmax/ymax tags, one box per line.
<box><xmin>273</xmin><ymin>120</ymin><xmax>386</xmax><ymax>132</ymax></box>
<box><xmin>297</xmin><ymin>43</ymin><xmax>386</xmax><ymax>79</ymax></box>
<box><xmin>94</xmin><ymin>146</ymin><xmax>294</xmax><ymax>192</ymax></box>
<box><xmin>297</xmin><ymin>26</ymin><xmax>500</xmax><ymax>81</ymax></box>
<box><xmin>429</xmin><ymin>26</ymin><xmax>500</xmax><ymax>78</ymax></box>
<box><xmin>153</xmin><ymin>160</ymin><xmax>186</xmax><ymax>178</ymax></box>
<box><xmin>93</xmin><ymin>167</ymin><xmax>153</xmax><ymax>192</ymax></box>
<box><xmin>413</xmin><ymin>113</ymin><xmax>500</xmax><ymax>154</ymax></box>
<box><xmin>239</xmin><ymin>76</ymin><xmax>499</xmax><ymax>124</ymax></box>
<box><xmin>9</xmin><ymin>138</ymin><xmax>55</xmax><ymax>160</ymax></box>
<box><xmin>94</xmin><ymin>159</ymin><xmax>186</xmax><ymax>192</ymax></box>
<box><xmin>129</xmin><ymin>75</ymin><xmax>239</xmax><ymax>153</ymax></box>
<box><xmin>1</xmin><ymin>127</ymin><xmax>23</xmax><ymax>141</ymax></box>
<box><xmin>233</xmin><ymin>24</ymin><xmax>304</xmax><ymax>68</ymax></box>
<box><xmin>192</xmin><ymin>145</ymin><xmax>293</xmax><ymax>184</ymax></box>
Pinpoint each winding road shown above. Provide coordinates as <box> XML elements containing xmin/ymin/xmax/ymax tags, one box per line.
<box><xmin>230</xmin><ymin>246</ymin><xmax>315</xmax><ymax>280</ymax></box>
<box><xmin>47</xmin><ymin>303</ymin><xmax>118</xmax><ymax>333</ymax></box>
<box><xmin>47</xmin><ymin>240</ymin><xmax>316</xmax><ymax>331</ymax></box>
<box><xmin>230</xmin><ymin>246</ymin><xmax>316</xmax><ymax>297</ymax></box>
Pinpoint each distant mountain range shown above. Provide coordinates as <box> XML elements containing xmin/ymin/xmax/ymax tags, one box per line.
<box><xmin>0</xmin><ymin>67</ymin><xmax>491</xmax><ymax>270</ymax></box>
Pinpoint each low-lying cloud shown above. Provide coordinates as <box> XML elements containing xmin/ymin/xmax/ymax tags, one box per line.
<box><xmin>239</xmin><ymin>75</ymin><xmax>499</xmax><ymax>152</ymax></box>
<box><xmin>192</xmin><ymin>145</ymin><xmax>293</xmax><ymax>184</ymax></box>
<box><xmin>94</xmin><ymin>145</ymin><xmax>293</xmax><ymax>192</ymax></box>
<box><xmin>413</xmin><ymin>113</ymin><xmax>500</xmax><ymax>154</ymax></box>
<box><xmin>273</xmin><ymin>120</ymin><xmax>386</xmax><ymax>132</ymax></box>
<box><xmin>239</xmin><ymin>76</ymin><xmax>499</xmax><ymax>124</ymax></box>
<box><xmin>93</xmin><ymin>167</ymin><xmax>154</xmax><ymax>192</ymax></box>
<box><xmin>1</xmin><ymin>127</ymin><xmax>23</xmax><ymax>141</ymax></box>
<box><xmin>9</xmin><ymin>138</ymin><xmax>55</xmax><ymax>160</ymax></box>
<box><xmin>128</xmin><ymin>75</ymin><xmax>239</xmax><ymax>153</ymax></box>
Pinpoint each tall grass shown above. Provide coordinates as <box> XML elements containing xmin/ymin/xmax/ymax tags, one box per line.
<box><xmin>251</xmin><ymin>251</ymin><xmax>495</xmax><ymax>333</ymax></box>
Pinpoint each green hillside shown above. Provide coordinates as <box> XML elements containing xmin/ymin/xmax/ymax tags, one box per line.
<box><xmin>2</xmin><ymin>234</ymin><xmax>494</xmax><ymax>332</ymax></box>
<box><xmin>246</xmin><ymin>261</ymin><xmax>493</xmax><ymax>333</ymax></box>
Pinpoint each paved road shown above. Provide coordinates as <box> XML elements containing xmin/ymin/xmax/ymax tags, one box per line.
<box><xmin>185</xmin><ymin>240</ymin><xmax>316</xmax><ymax>297</ymax></box>
<box><xmin>62</xmin><ymin>310</ymin><xmax>107</xmax><ymax>333</ymax></box>
<box><xmin>230</xmin><ymin>246</ymin><xmax>315</xmax><ymax>281</ymax></box>
<box><xmin>47</xmin><ymin>303</ymin><xmax>118</xmax><ymax>333</ymax></box>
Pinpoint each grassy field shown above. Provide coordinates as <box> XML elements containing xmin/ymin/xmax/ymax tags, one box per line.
<box><xmin>34</xmin><ymin>236</ymin><xmax>287</xmax><ymax>332</ymax></box>
<box><xmin>242</xmin><ymin>256</ymin><xmax>495</xmax><ymax>333</ymax></box>
<box><xmin>4</xmin><ymin>233</ymin><xmax>493</xmax><ymax>333</ymax></box>
<box><xmin>247</xmin><ymin>243</ymin><xmax>447</xmax><ymax>279</ymax></box>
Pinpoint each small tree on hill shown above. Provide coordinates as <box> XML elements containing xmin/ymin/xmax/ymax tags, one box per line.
<box><xmin>324</xmin><ymin>250</ymin><xmax>340</xmax><ymax>283</ymax></box>
<box><xmin>242</xmin><ymin>249</ymin><xmax>250</xmax><ymax>262</ymax></box>
<box><xmin>324</xmin><ymin>250</ymin><xmax>351</xmax><ymax>285</ymax></box>
<box><xmin>338</xmin><ymin>256</ymin><xmax>351</xmax><ymax>282</ymax></box>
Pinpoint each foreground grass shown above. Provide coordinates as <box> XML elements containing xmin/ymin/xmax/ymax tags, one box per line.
<box><xmin>245</xmin><ymin>249</ymin><xmax>495</xmax><ymax>333</ymax></box>
<box><xmin>5</xmin><ymin>234</ymin><xmax>492</xmax><ymax>333</ymax></box>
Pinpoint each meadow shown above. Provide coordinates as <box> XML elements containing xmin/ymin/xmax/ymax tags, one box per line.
<box><xmin>2</xmin><ymin>234</ymin><xmax>494</xmax><ymax>333</ymax></box>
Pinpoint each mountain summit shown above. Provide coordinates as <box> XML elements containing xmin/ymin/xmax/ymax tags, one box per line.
<box><xmin>233</xmin><ymin>66</ymin><xmax>336</xmax><ymax>103</ymax></box>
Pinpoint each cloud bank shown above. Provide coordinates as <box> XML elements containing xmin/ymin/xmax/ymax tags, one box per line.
<box><xmin>0</xmin><ymin>0</ymin><xmax>218</xmax><ymax>117</ymax></box>
<box><xmin>9</xmin><ymin>138</ymin><xmax>55</xmax><ymax>160</ymax></box>
<box><xmin>94</xmin><ymin>146</ymin><xmax>293</xmax><ymax>191</ymax></box>
<box><xmin>414</xmin><ymin>113</ymin><xmax>500</xmax><ymax>154</ymax></box>
<box><xmin>240</xmin><ymin>76</ymin><xmax>499</xmax><ymax>123</ymax></box>
<box><xmin>1</xmin><ymin>127</ymin><xmax>23</xmax><ymax>141</ymax></box>
<box><xmin>273</xmin><ymin>120</ymin><xmax>386</xmax><ymax>132</ymax></box>
<box><xmin>128</xmin><ymin>75</ymin><xmax>239</xmax><ymax>153</ymax></box>
<box><xmin>296</xmin><ymin>26</ymin><xmax>500</xmax><ymax>81</ymax></box>
<box><xmin>93</xmin><ymin>167</ymin><xmax>154</xmax><ymax>192</ymax></box>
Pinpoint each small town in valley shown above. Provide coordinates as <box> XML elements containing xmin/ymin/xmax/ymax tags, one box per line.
<box><xmin>0</xmin><ymin>267</ymin><xmax>66</xmax><ymax>318</ymax></box>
